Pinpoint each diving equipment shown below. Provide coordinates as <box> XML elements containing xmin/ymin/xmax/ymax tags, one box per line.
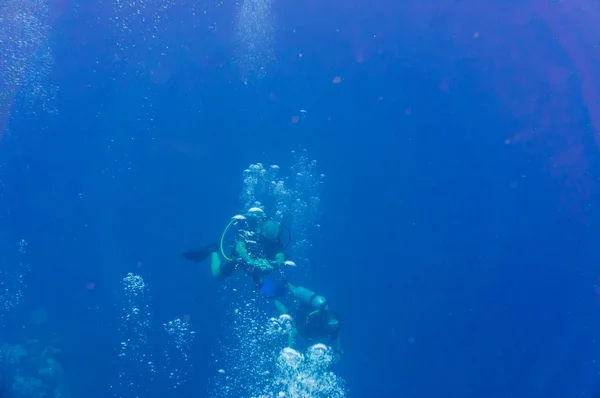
<box><xmin>292</xmin><ymin>286</ymin><xmax>328</xmax><ymax>310</ymax></box>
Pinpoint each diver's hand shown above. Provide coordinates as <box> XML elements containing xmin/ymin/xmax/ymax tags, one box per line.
<box><xmin>251</xmin><ymin>258</ymin><xmax>273</xmax><ymax>272</ymax></box>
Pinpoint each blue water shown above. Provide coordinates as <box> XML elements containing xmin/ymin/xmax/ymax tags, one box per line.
<box><xmin>1</xmin><ymin>0</ymin><xmax>600</xmax><ymax>397</ymax></box>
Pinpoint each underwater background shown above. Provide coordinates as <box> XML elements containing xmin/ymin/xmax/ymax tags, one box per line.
<box><xmin>2</xmin><ymin>0</ymin><xmax>600</xmax><ymax>397</ymax></box>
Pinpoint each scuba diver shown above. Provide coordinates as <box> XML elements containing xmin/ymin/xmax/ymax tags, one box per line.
<box><xmin>274</xmin><ymin>281</ymin><xmax>342</xmax><ymax>355</ymax></box>
<box><xmin>182</xmin><ymin>207</ymin><xmax>294</xmax><ymax>289</ymax></box>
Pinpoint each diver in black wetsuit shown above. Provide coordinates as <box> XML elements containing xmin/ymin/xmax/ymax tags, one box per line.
<box><xmin>182</xmin><ymin>207</ymin><xmax>290</xmax><ymax>288</ymax></box>
<box><xmin>274</xmin><ymin>282</ymin><xmax>342</xmax><ymax>355</ymax></box>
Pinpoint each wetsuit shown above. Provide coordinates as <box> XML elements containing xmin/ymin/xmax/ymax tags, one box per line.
<box><xmin>219</xmin><ymin>217</ymin><xmax>284</xmax><ymax>285</ymax></box>
<box><xmin>295</xmin><ymin>304</ymin><xmax>340</xmax><ymax>347</ymax></box>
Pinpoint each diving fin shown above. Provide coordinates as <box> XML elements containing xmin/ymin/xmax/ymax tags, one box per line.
<box><xmin>182</xmin><ymin>243</ymin><xmax>217</xmax><ymax>262</ymax></box>
<box><xmin>259</xmin><ymin>277</ymin><xmax>276</xmax><ymax>297</ymax></box>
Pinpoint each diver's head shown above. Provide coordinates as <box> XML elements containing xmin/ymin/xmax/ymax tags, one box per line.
<box><xmin>261</xmin><ymin>219</ymin><xmax>281</xmax><ymax>240</ymax></box>
<box><xmin>247</xmin><ymin>207</ymin><xmax>266</xmax><ymax>218</ymax></box>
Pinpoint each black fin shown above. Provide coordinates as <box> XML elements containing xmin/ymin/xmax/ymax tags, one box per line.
<box><xmin>182</xmin><ymin>243</ymin><xmax>217</xmax><ymax>263</ymax></box>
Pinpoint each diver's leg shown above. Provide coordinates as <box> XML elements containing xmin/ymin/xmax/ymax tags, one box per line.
<box><xmin>284</xmin><ymin>281</ymin><xmax>296</xmax><ymax>294</ymax></box>
<box><xmin>182</xmin><ymin>243</ymin><xmax>218</xmax><ymax>262</ymax></box>
<box><xmin>274</xmin><ymin>299</ymin><xmax>295</xmax><ymax>347</ymax></box>
<box><xmin>274</xmin><ymin>299</ymin><xmax>288</xmax><ymax>315</ymax></box>
<box><xmin>210</xmin><ymin>252</ymin><xmax>222</xmax><ymax>278</ymax></box>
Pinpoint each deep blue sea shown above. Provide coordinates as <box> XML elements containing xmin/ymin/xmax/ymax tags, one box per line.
<box><xmin>1</xmin><ymin>0</ymin><xmax>600</xmax><ymax>397</ymax></box>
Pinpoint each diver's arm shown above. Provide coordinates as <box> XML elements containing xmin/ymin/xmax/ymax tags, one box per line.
<box><xmin>236</xmin><ymin>240</ymin><xmax>252</xmax><ymax>263</ymax></box>
<box><xmin>275</xmin><ymin>252</ymin><xmax>285</xmax><ymax>265</ymax></box>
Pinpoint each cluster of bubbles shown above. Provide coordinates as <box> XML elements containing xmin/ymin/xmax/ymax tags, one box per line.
<box><xmin>105</xmin><ymin>0</ymin><xmax>223</xmax><ymax>77</ymax></box>
<box><xmin>263</xmin><ymin>318</ymin><xmax>346</xmax><ymax>398</ymax></box>
<box><xmin>266</xmin><ymin>314</ymin><xmax>295</xmax><ymax>336</ymax></box>
<box><xmin>288</xmin><ymin>151</ymin><xmax>324</xmax><ymax>267</ymax></box>
<box><xmin>114</xmin><ymin>273</ymin><xmax>155</xmax><ymax>398</ymax></box>
<box><xmin>209</xmin><ymin>299</ymin><xmax>289</xmax><ymax>398</ymax></box>
<box><xmin>102</xmin><ymin>0</ymin><xmax>178</xmax><ymax>145</ymax></box>
<box><xmin>259</xmin><ymin>344</ymin><xmax>346</xmax><ymax>398</ymax></box>
<box><xmin>241</xmin><ymin>163</ymin><xmax>286</xmax><ymax>220</ymax></box>
<box><xmin>163</xmin><ymin>317</ymin><xmax>195</xmax><ymax>392</ymax></box>
<box><xmin>234</xmin><ymin>0</ymin><xmax>276</xmax><ymax>80</ymax></box>
<box><xmin>113</xmin><ymin>273</ymin><xmax>196</xmax><ymax>397</ymax></box>
<box><xmin>0</xmin><ymin>239</ymin><xmax>29</xmax><ymax>316</ymax></box>
<box><xmin>0</xmin><ymin>0</ymin><xmax>56</xmax><ymax>124</ymax></box>
<box><xmin>210</xmin><ymin>306</ymin><xmax>345</xmax><ymax>398</ymax></box>
<box><xmin>108</xmin><ymin>0</ymin><xmax>175</xmax><ymax>56</ymax></box>
<box><xmin>104</xmin><ymin>0</ymin><xmax>276</xmax><ymax>82</ymax></box>
<box><xmin>240</xmin><ymin>150</ymin><xmax>324</xmax><ymax>267</ymax></box>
